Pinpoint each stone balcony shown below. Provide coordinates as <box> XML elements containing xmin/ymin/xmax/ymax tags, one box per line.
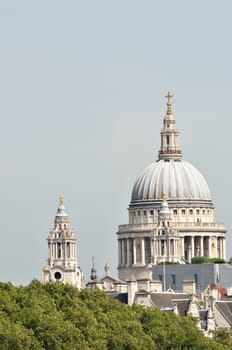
<box><xmin>118</xmin><ymin>222</ymin><xmax>226</xmax><ymax>233</ymax></box>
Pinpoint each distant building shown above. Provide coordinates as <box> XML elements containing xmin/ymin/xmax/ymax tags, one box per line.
<box><xmin>153</xmin><ymin>263</ymin><xmax>232</xmax><ymax>297</ymax></box>
<box><xmin>86</xmin><ymin>263</ymin><xmax>128</xmax><ymax>303</ymax></box>
<box><xmin>117</xmin><ymin>93</ymin><xmax>226</xmax><ymax>281</ymax></box>
<box><xmin>42</xmin><ymin>195</ymin><xmax>84</xmax><ymax>289</ymax></box>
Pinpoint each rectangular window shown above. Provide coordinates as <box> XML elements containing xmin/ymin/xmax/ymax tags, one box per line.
<box><xmin>197</xmin><ymin>210</ymin><xmax>200</xmax><ymax>215</ymax></box>
<box><xmin>138</xmin><ymin>211</ymin><xmax>140</xmax><ymax>216</ymax></box>
<box><xmin>181</xmin><ymin>209</ymin><xmax>185</xmax><ymax>215</ymax></box>
<box><xmin>189</xmin><ymin>209</ymin><xmax>193</xmax><ymax>215</ymax></box>
<box><xmin>173</xmin><ymin>210</ymin><xmax>178</xmax><ymax>215</ymax></box>
<box><xmin>203</xmin><ymin>210</ymin><xmax>205</xmax><ymax>215</ymax></box>
<box><xmin>143</xmin><ymin>210</ymin><xmax>147</xmax><ymax>216</ymax></box>
<box><xmin>150</xmin><ymin>210</ymin><xmax>154</xmax><ymax>215</ymax></box>
<box><xmin>159</xmin><ymin>274</ymin><xmax>163</xmax><ymax>282</ymax></box>
<box><xmin>133</xmin><ymin>211</ymin><xmax>136</xmax><ymax>216</ymax></box>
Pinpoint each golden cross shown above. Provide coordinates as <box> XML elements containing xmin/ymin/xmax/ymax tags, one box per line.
<box><xmin>165</xmin><ymin>91</ymin><xmax>173</xmax><ymax>114</ymax></box>
<box><xmin>59</xmin><ymin>194</ymin><xmax>64</xmax><ymax>206</ymax></box>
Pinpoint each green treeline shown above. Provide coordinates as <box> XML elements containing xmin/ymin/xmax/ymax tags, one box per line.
<box><xmin>191</xmin><ymin>256</ymin><xmax>226</xmax><ymax>264</ymax></box>
<box><xmin>0</xmin><ymin>280</ymin><xmax>230</xmax><ymax>350</ymax></box>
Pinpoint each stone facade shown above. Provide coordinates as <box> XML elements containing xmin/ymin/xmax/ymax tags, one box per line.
<box><xmin>117</xmin><ymin>94</ymin><xmax>226</xmax><ymax>281</ymax></box>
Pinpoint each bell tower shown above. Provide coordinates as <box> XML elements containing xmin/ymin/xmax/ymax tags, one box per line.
<box><xmin>152</xmin><ymin>193</ymin><xmax>180</xmax><ymax>264</ymax></box>
<box><xmin>42</xmin><ymin>195</ymin><xmax>84</xmax><ymax>289</ymax></box>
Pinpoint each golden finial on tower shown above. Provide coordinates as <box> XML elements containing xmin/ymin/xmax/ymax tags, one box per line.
<box><xmin>165</xmin><ymin>91</ymin><xmax>173</xmax><ymax>114</ymax></box>
<box><xmin>59</xmin><ymin>194</ymin><xmax>64</xmax><ymax>206</ymax></box>
<box><xmin>162</xmin><ymin>192</ymin><xmax>167</xmax><ymax>202</ymax></box>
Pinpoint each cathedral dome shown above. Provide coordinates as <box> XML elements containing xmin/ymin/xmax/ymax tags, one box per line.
<box><xmin>130</xmin><ymin>92</ymin><xmax>212</xmax><ymax>206</ymax></box>
<box><xmin>131</xmin><ymin>159</ymin><xmax>211</xmax><ymax>204</ymax></box>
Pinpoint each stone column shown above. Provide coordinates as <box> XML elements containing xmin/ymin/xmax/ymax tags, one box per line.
<box><xmin>127</xmin><ymin>239</ymin><xmax>130</xmax><ymax>266</ymax></box>
<box><xmin>156</xmin><ymin>239</ymin><xmax>160</xmax><ymax>256</ymax></box>
<box><xmin>158</xmin><ymin>240</ymin><xmax>160</xmax><ymax>256</ymax></box>
<box><xmin>67</xmin><ymin>242</ymin><xmax>69</xmax><ymax>259</ymax></box>
<box><xmin>124</xmin><ymin>239</ymin><xmax>127</xmax><ymax>265</ymax></box>
<box><xmin>48</xmin><ymin>242</ymin><xmax>51</xmax><ymax>259</ymax></box>
<box><xmin>61</xmin><ymin>243</ymin><xmax>63</xmax><ymax>258</ymax></box>
<box><xmin>208</xmin><ymin>237</ymin><xmax>211</xmax><ymax>258</ymax></box>
<box><xmin>141</xmin><ymin>239</ymin><xmax>145</xmax><ymax>265</ymax></box>
<box><xmin>220</xmin><ymin>238</ymin><xmax>223</xmax><ymax>259</ymax></box>
<box><xmin>156</xmin><ymin>239</ymin><xmax>159</xmax><ymax>257</ymax></box>
<box><xmin>200</xmin><ymin>236</ymin><xmax>204</xmax><ymax>256</ymax></box>
<box><xmin>218</xmin><ymin>238</ymin><xmax>221</xmax><ymax>258</ymax></box>
<box><xmin>121</xmin><ymin>239</ymin><xmax>125</xmax><ymax>266</ymax></box>
<box><xmin>150</xmin><ymin>238</ymin><xmax>154</xmax><ymax>263</ymax></box>
<box><xmin>215</xmin><ymin>237</ymin><xmax>218</xmax><ymax>258</ymax></box>
<box><xmin>169</xmin><ymin>239</ymin><xmax>172</xmax><ymax>256</ymax></box>
<box><xmin>133</xmin><ymin>239</ymin><xmax>137</xmax><ymax>265</ymax></box>
<box><xmin>70</xmin><ymin>242</ymin><xmax>72</xmax><ymax>259</ymax></box>
<box><xmin>191</xmin><ymin>236</ymin><xmax>195</xmax><ymax>258</ymax></box>
<box><xmin>182</xmin><ymin>237</ymin><xmax>185</xmax><ymax>258</ymax></box>
<box><xmin>167</xmin><ymin>239</ymin><xmax>170</xmax><ymax>258</ymax></box>
<box><xmin>223</xmin><ymin>238</ymin><xmax>226</xmax><ymax>260</ymax></box>
<box><xmin>173</xmin><ymin>239</ymin><xmax>176</xmax><ymax>257</ymax></box>
<box><xmin>176</xmin><ymin>239</ymin><xmax>179</xmax><ymax>257</ymax></box>
<box><xmin>118</xmin><ymin>239</ymin><xmax>122</xmax><ymax>266</ymax></box>
<box><xmin>163</xmin><ymin>239</ymin><xmax>166</xmax><ymax>257</ymax></box>
<box><xmin>49</xmin><ymin>243</ymin><xmax>51</xmax><ymax>259</ymax></box>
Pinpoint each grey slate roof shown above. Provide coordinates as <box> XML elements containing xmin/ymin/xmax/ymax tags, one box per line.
<box><xmin>150</xmin><ymin>293</ymin><xmax>191</xmax><ymax>316</ymax></box>
<box><xmin>215</xmin><ymin>301</ymin><xmax>232</xmax><ymax>327</ymax></box>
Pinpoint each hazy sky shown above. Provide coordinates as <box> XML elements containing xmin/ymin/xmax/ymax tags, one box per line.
<box><xmin>0</xmin><ymin>1</ymin><xmax>232</xmax><ymax>285</ymax></box>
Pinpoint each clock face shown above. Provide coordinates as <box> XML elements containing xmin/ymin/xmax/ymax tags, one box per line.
<box><xmin>54</xmin><ymin>271</ymin><xmax>62</xmax><ymax>280</ymax></box>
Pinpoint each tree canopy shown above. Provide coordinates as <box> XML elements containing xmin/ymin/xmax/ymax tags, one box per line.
<box><xmin>0</xmin><ymin>280</ymin><xmax>229</xmax><ymax>349</ymax></box>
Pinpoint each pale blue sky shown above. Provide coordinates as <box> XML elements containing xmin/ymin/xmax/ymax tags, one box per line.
<box><xmin>0</xmin><ymin>1</ymin><xmax>232</xmax><ymax>284</ymax></box>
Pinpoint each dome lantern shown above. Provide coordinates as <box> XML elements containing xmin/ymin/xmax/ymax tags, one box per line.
<box><xmin>158</xmin><ymin>92</ymin><xmax>182</xmax><ymax>161</ymax></box>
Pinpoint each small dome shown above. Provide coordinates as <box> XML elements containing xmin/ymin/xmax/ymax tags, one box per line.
<box><xmin>160</xmin><ymin>200</ymin><xmax>170</xmax><ymax>215</ymax></box>
<box><xmin>131</xmin><ymin>159</ymin><xmax>211</xmax><ymax>204</ymax></box>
